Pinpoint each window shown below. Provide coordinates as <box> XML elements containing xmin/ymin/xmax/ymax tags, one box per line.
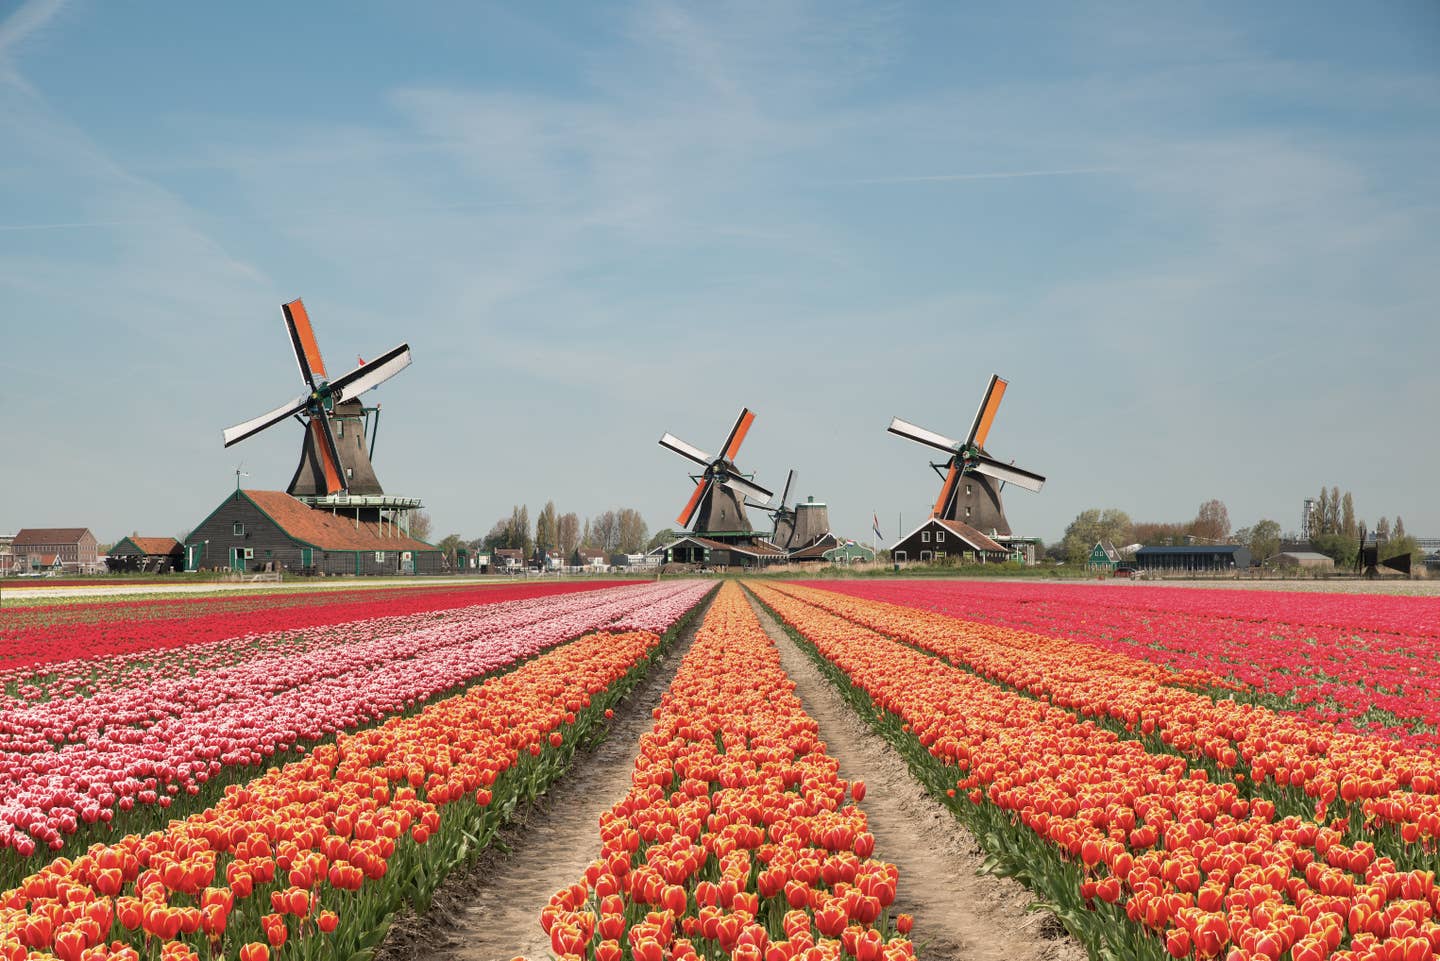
<box><xmin>233</xmin><ymin>522</ymin><xmax>244</xmax><ymax>535</ymax></box>
<box><xmin>921</xmin><ymin>530</ymin><xmax>931</xmax><ymax>542</ymax></box>
<box><xmin>375</xmin><ymin>551</ymin><xmax>386</xmax><ymax>562</ymax></box>
<box><xmin>920</xmin><ymin>551</ymin><xmax>932</xmax><ymax>562</ymax></box>
<box><xmin>935</xmin><ymin>551</ymin><xmax>946</xmax><ymax>560</ymax></box>
<box><xmin>894</xmin><ymin>550</ymin><xmax>907</xmax><ymax>561</ymax></box>
<box><xmin>243</xmin><ymin>548</ymin><xmax>254</xmax><ymax>559</ymax></box>
<box><xmin>936</xmin><ymin>530</ymin><xmax>945</xmax><ymax>542</ymax></box>
<box><xmin>965</xmin><ymin>506</ymin><xmax>972</xmax><ymax>518</ymax></box>
<box><xmin>965</xmin><ymin>484</ymin><xmax>972</xmax><ymax>496</ymax></box>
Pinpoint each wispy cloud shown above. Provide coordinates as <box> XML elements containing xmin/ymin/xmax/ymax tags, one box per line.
<box><xmin>828</xmin><ymin>166</ymin><xmax>1124</xmax><ymax>185</ymax></box>
<box><xmin>0</xmin><ymin>0</ymin><xmax>67</xmax><ymax>81</ymax></box>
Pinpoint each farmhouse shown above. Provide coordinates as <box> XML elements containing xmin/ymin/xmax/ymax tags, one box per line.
<box><xmin>1134</xmin><ymin>545</ymin><xmax>1252</xmax><ymax>572</ymax></box>
<box><xmin>890</xmin><ymin>518</ymin><xmax>1009</xmax><ymax>564</ymax></box>
<box><xmin>12</xmin><ymin>528</ymin><xmax>99</xmax><ymax>574</ymax></box>
<box><xmin>184</xmin><ymin>490</ymin><xmax>445</xmax><ymax>575</ymax></box>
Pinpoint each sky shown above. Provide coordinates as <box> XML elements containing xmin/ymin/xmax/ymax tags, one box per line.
<box><xmin>2</xmin><ymin>0</ymin><xmax>1437</xmax><ymax>547</ymax></box>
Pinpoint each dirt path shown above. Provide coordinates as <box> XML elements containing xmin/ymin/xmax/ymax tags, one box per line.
<box><xmin>375</xmin><ymin>601</ymin><xmax>708</xmax><ymax>961</ymax></box>
<box><xmin>747</xmin><ymin>594</ymin><xmax>1085</xmax><ymax>961</ymax></box>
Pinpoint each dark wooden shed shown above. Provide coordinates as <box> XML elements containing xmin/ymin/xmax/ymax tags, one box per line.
<box><xmin>184</xmin><ymin>490</ymin><xmax>446</xmax><ymax>575</ymax></box>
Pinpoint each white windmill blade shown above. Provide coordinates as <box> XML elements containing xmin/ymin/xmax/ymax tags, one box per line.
<box><xmin>887</xmin><ymin>417</ymin><xmax>960</xmax><ymax>454</ymax></box>
<box><xmin>970</xmin><ymin>456</ymin><xmax>1046</xmax><ymax>493</ymax></box>
<box><xmin>720</xmin><ymin>474</ymin><xmax>773</xmax><ymax>503</ymax></box>
<box><xmin>328</xmin><ymin>344</ymin><xmax>412</xmax><ymax>399</ymax></box>
<box><xmin>222</xmin><ymin>391</ymin><xmax>312</xmax><ymax>447</ymax></box>
<box><xmin>659</xmin><ymin>433</ymin><xmax>713</xmax><ymax>466</ymax></box>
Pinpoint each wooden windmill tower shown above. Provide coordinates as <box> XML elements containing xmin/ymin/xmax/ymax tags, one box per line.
<box><xmin>888</xmin><ymin>374</ymin><xmax>1045</xmax><ymax>536</ymax></box>
<box><xmin>222</xmin><ymin>298</ymin><xmax>416</xmax><ymax>521</ymax></box>
<box><xmin>748</xmin><ymin>469</ymin><xmax>798</xmax><ymax>548</ymax></box>
<box><xmin>660</xmin><ymin>408</ymin><xmax>773</xmax><ymax>542</ymax></box>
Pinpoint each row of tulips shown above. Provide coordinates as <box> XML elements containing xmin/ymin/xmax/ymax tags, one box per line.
<box><xmin>0</xmin><ymin>582</ymin><xmax>617</xmax><ymax>704</ymax></box>
<box><xmin>772</xmin><ymin>584</ymin><xmax>1440</xmax><ymax>867</ymax></box>
<box><xmin>543</xmin><ymin>582</ymin><xmax>915</xmax><ymax>961</ymax></box>
<box><xmin>808</xmin><ymin>581</ymin><xmax>1440</xmax><ymax>747</ymax></box>
<box><xmin>0</xmin><ymin>581</ymin><xmax>711</xmax><ymax>867</ymax></box>
<box><xmin>748</xmin><ymin>582</ymin><xmax>1440</xmax><ymax>961</ymax></box>
<box><xmin>0</xmin><ymin>585</ymin><xmax>713</xmax><ymax>961</ymax></box>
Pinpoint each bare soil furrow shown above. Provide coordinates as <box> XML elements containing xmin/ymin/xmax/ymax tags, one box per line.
<box><xmin>747</xmin><ymin>592</ymin><xmax>1085</xmax><ymax>961</ymax></box>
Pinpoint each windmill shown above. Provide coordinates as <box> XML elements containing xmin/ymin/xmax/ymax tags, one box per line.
<box><xmin>660</xmin><ymin>408</ymin><xmax>773</xmax><ymax>539</ymax></box>
<box><xmin>748</xmin><ymin>469</ymin><xmax>798</xmax><ymax>547</ymax></box>
<box><xmin>888</xmin><ymin>374</ymin><xmax>1046</xmax><ymax>537</ymax></box>
<box><xmin>222</xmin><ymin>299</ymin><xmax>412</xmax><ymax>498</ymax></box>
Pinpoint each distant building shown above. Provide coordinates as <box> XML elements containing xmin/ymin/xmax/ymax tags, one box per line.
<box><xmin>1271</xmin><ymin>551</ymin><xmax>1336</xmax><ymax>572</ymax></box>
<box><xmin>891</xmin><ymin>518</ymin><xmax>1010</xmax><ymax>565</ymax></box>
<box><xmin>651</xmin><ymin>535</ymin><xmax>787</xmax><ymax>569</ymax></box>
<box><xmin>184</xmin><ymin>490</ymin><xmax>445</xmax><ymax>575</ymax></box>
<box><xmin>821</xmin><ymin>541</ymin><xmax>876</xmax><ymax>564</ymax></box>
<box><xmin>1088</xmin><ymin>541</ymin><xmax>1127</xmax><ymax>571</ymax></box>
<box><xmin>492</xmin><ymin>548</ymin><xmax>525</xmax><ymax>573</ymax></box>
<box><xmin>1134</xmin><ymin>545</ymin><xmax>1252</xmax><ymax>572</ymax></box>
<box><xmin>13</xmin><ymin>528</ymin><xmax>99</xmax><ymax>574</ymax></box>
<box><xmin>108</xmin><ymin>536</ymin><xmax>185</xmax><ymax>573</ymax></box>
<box><xmin>0</xmin><ymin>534</ymin><xmax>14</xmax><ymax>574</ymax></box>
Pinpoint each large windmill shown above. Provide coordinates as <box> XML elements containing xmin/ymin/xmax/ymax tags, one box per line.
<box><xmin>660</xmin><ymin>408</ymin><xmax>773</xmax><ymax>540</ymax></box>
<box><xmin>222</xmin><ymin>299</ymin><xmax>413</xmax><ymax>502</ymax></box>
<box><xmin>888</xmin><ymin>374</ymin><xmax>1045</xmax><ymax>537</ymax></box>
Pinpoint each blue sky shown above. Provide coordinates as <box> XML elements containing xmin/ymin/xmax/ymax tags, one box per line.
<box><xmin>2</xmin><ymin>0</ymin><xmax>1437</xmax><ymax>546</ymax></box>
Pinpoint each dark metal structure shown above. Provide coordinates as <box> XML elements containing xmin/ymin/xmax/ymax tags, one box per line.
<box><xmin>887</xmin><ymin>374</ymin><xmax>1045</xmax><ymax>537</ymax></box>
<box><xmin>660</xmin><ymin>408</ymin><xmax>773</xmax><ymax>542</ymax></box>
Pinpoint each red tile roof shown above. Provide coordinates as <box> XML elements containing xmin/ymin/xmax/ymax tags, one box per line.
<box><xmin>118</xmin><ymin>536</ymin><xmax>182</xmax><ymax>556</ymax></box>
<box><xmin>35</xmin><ymin>554</ymin><xmax>60</xmax><ymax>566</ymax></box>
<box><xmin>14</xmin><ymin>528</ymin><xmax>94</xmax><ymax>547</ymax></box>
<box><xmin>243</xmin><ymin>491</ymin><xmax>437</xmax><ymax>552</ymax></box>
<box><xmin>935</xmin><ymin>518</ymin><xmax>1007</xmax><ymax>553</ymax></box>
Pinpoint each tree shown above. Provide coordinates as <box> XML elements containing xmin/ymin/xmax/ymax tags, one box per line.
<box><xmin>1375</xmin><ymin>516</ymin><xmax>1390</xmax><ymax>541</ymax></box>
<box><xmin>1395</xmin><ymin>516</ymin><xmax>1407</xmax><ymax>539</ymax></box>
<box><xmin>1192</xmin><ymin>500</ymin><xmax>1231</xmax><ymax>543</ymax></box>
<box><xmin>1133</xmin><ymin>521</ymin><xmax>1189</xmax><ymax>546</ymax></box>
<box><xmin>647</xmin><ymin>529</ymin><xmax>677</xmax><ymax>552</ymax></box>
<box><xmin>535</xmin><ymin>501</ymin><xmax>557</xmax><ymax>554</ymax></box>
<box><xmin>514</xmin><ymin>505</ymin><xmax>532</xmax><ymax>555</ymax></box>
<box><xmin>590</xmin><ymin>511</ymin><xmax>618</xmax><ymax>552</ymax></box>
<box><xmin>1341</xmin><ymin>493</ymin><xmax>1356</xmax><ymax>538</ymax></box>
<box><xmin>436</xmin><ymin>533</ymin><xmax>463</xmax><ymax>567</ymax></box>
<box><xmin>1060</xmin><ymin>508</ymin><xmax>1134</xmax><ymax>565</ymax></box>
<box><xmin>616</xmin><ymin>508</ymin><xmax>649</xmax><ymax>554</ymax></box>
<box><xmin>1244</xmin><ymin>519</ymin><xmax>1282</xmax><ymax>563</ymax></box>
<box><xmin>409</xmin><ymin>511</ymin><xmax>433</xmax><ymax>543</ymax></box>
<box><xmin>557</xmin><ymin>513</ymin><xmax>580</xmax><ymax>557</ymax></box>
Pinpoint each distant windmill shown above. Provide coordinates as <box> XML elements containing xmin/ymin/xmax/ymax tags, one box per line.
<box><xmin>748</xmin><ymin>469</ymin><xmax>798</xmax><ymax>547</ymax></box>
<box><xmin>888</xmin><ymin>374</ymin><xmax>1045</xmax><ymax>536</ymax></box>
<box><xmin>660</xmin><ymin>408</ymin><xmax>772</xmax><ymax>537</ymax></box>
<box><xmin>222</xmin><ymin>299</ymin><xmax>412</xmax><ymax>497</ymax></box>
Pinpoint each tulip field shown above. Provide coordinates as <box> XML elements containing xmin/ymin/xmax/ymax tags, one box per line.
<box><xmin>747</xmin><ymin>581</ymin><xmax>1440</xmax><ymax>961</ymax></box>
<box><xmin>0</xmin><ymin>576</ymin><xmax>1436</xmax><ymax>961</ymax></box>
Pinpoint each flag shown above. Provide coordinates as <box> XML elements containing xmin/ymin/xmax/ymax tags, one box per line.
<box><xmin>872</xmin><ymin>513</ymin><xmax>883</xmax><ymax>541</ymax></box>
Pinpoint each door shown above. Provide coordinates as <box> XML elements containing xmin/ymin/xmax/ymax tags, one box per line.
<box><xmin>228</xmin><ymin>548</ymin><xmax>245</xmax><ymax>572</ymax></box>
<box><xmin>301</xmin><ymin>547</ymin><xmax>313</xmax><ymax>570</ymax></box>
<box><xmin>186</xmin><ymin>544</ymin><xmax>201</xmax><ymax>571</ymax></box>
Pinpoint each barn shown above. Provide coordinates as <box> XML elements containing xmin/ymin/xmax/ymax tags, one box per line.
<box><xmin>183</xmin><ymin>490</ymin><xmax>446</xmax><ymax>575</ymax></box>
<box><xmin>653</xmin><ymin>535</ymin><xmax>787</xmax><ymax>569</ymax></box>
<box><xmin>108</xmin><ymin>536</ymin><xmax>184</xmax><ymax>573</ymax></box>
<box><xmin>890</xmin><ymin>518</ymin><xmax>1010</xmax><ymax>564</ymax></box>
